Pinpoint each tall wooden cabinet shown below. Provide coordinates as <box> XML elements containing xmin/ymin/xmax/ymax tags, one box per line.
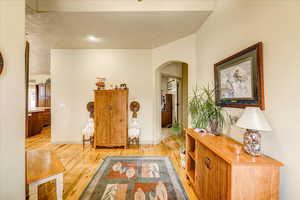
<box><xmin>94</xmin><ymin>89</ymin><xmax>128</xmax><ymax>148</ymax></box>
<box><xmin>186</xmin><ymin>129</ymin><xmax>283</xmax><ymax>200</ymax></box>
<box><xmin>37</xmin><ymin>83</ymin><xmax>51</xmax><ymax>107</ymax></box>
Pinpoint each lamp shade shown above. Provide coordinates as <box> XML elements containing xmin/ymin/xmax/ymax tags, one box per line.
<box><xmin>236</xmin><ymin>107</ymin><xmax>272</xmax><ymax>131</ymax></box>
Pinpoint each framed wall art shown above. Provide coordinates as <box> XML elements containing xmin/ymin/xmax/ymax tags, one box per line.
<box><xmin>214</xmin><ymin>42</ymin><xmax>265</xmax><ymax>110</ymax></box>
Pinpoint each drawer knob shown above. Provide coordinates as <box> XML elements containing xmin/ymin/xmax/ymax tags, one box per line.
<box><xmin>204</xmin><ymin>157</ymin><xmax>212</xmax><ymax>169</ymax></box>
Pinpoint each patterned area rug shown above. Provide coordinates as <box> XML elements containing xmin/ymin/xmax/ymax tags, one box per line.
<box><xmin>80</xmin><ymin>156</ymin><xmax>188</xmax><ymax>200</ymax></box>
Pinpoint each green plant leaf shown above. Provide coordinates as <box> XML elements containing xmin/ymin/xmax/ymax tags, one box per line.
<box><xmin>188</xmin><ymin>84</ymin><xmax>227</xmax><ymax>132</ymax></box>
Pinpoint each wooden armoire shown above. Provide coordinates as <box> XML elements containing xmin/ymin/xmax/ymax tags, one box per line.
<box><xmin>94</xmin><ymin>89</ymin><xmax>128</xmax><ymax>148</ymax></box>
<box><xmin>37</xmin><ymin>83</ymin><xmax>51</xmax><ymax>107</ymax></box>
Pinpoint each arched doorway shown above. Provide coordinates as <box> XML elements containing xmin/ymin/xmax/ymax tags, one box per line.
<box><xmin>154</xmin><ymin>61</ymin><xmax>189</xmax><ymax>142</ymax></box>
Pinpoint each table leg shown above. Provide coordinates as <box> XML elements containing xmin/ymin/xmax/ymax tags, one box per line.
<box><xmin>56</xmin><ymin>173</ymin><xmax>64</xmax><ymax>200</ymax></box>
<box><xmin>29</xmin><ymin>183</ymin><xmax>38</xmax><ymax>200</ymax></box>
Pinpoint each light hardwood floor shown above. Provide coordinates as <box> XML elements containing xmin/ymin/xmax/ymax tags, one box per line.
<box><xmin>26</xmin><ymin>127</ymin><xmax>198</xmax><ymax>200</ymax></box>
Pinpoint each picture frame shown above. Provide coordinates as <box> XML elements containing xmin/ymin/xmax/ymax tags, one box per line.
<box><xmin>214</xmin><ymin>42</ymin><xmax>265</xmax><ymax>110</ymax></box>
<box><xmin>0</xmin><ymin>52</ymin><xmax>3</xmax><ymax>75</ymax></box>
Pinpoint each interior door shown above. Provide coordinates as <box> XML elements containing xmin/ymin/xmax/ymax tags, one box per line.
<box><xmin>95</xmin><ymin>91</ymin><xmax>112</xmax><ymax>146</ymax></box>
<box><xmin>111</xmin><ymin>90</ymin><xmax>128</xmax><ymax>145</ymax></box>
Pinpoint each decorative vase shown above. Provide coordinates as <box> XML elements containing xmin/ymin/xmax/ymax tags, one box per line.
<box><xmin>179</xmin><ymin>148</ymin><xmax>186</xmax><ymax>169</ymax></box>
<box><xmin>209</xmin><ymin>119</ymin><xmax>220</xmax><ymax>136</ymax></box>
<box><xmin>243</xmin><ymin>130</ymin><xmax>261</xmax><ymax>156</ymax></box>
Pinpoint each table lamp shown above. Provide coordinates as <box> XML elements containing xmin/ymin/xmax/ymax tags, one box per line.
<box><xmin>236</xmin><ymin>107</ymin><xmax>272</xmax><ymax>156</ymax></box>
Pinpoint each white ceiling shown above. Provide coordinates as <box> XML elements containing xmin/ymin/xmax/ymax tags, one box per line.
<box><xmin>26</xmin><ymin>9</ymin><xmax>212</xmax><ymax>74</ymax></box>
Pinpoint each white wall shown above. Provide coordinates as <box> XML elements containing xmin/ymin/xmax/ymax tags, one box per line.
<box><xmin>152</xmin><ymin>34</ymin><xmax>197</xmax><ymax>142</ymax></box>
<box><xmin>0</xmin><ymin>0</ymin><xmax>25</xmax><ymax>199</ymax></box>
<box><xmin>51</xmin><ymin>49</ymin><xmax>154</xmax><ymax>144</ymax></box>
<box><xmin>196</xmin><ymin>0</ymin><xmax>300</xmax><ymax>199</ymax></box>
<box><xmin>160</xmin><ymin>62</ymin><xmax>182</xmax><ymax>78</ymax></box>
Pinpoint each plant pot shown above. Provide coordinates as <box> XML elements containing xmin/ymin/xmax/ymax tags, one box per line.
<box><xmin>210</xmin><ymin>120</ymin><xmax>221</xmax><ymax>136</ymax></box>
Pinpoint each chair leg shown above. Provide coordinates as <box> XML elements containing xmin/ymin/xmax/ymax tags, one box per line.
<box><xmin>28</xmin><ymin>183</ymin><xmax>38</xmax><ymax>200</ymax></box>
<box><xmin>82</xmin><ymin>135</ymin><xmax>85</xmax><ymax>151</ymax></box>
<box><xmin>56</xmin><ymin>173</ymin><xmax>63</xmax><ymax>200</ymax></box>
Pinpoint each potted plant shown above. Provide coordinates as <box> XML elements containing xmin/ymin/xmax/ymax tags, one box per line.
<box><xmin>171</xmin><ymin>118</ymin><xmax>182</xmax><ymax>136</ymax></box>
<box><xmin>189</xmin><ymin>85</ymin><xmax>226</xmax><ymax>136</ymax></box>
<box><xmin>168</xmin><ymin>119</ymin><xmax>186</xmax><ymax>168</ymax></box>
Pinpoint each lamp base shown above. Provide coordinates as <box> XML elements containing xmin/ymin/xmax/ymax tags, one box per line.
<box><xmin>243</xmin><ymin>130</ymin><xmax>261</xmax><ymax>156</ymax></box>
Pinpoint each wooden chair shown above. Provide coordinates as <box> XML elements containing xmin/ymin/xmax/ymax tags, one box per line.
<box><xmin>128</xmin><ymin>136</ymin><xmax>140</xmax><ymax>147</ymax></box>
<box><xmin>82</xmin><ymin>102</ymin><xmax>94</xmax><ymax>151</ymax></box>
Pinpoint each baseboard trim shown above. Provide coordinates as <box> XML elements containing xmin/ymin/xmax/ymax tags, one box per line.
<box><xmin>51</xmin><ymin>140</ymin><xmax>82</xmax><ymax>144</ymax></box>
<box><xmin>52</xmin><ymin>139</ymin><xmax>159</xmax><ymax>145</ymax></box>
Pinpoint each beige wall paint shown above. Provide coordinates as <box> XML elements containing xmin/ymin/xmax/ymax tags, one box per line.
<box><xmin>160</xmin><ymin>62</ymin><xmax>182</xmax><ymax>78</ymax></box>
<box><xmin>0</xmin><ymin>0</ymin><xmax>25</xmax><ymax>199</ymax></box>
<box><xmin>196</xmin><ymin>0</ymin><xmax>300</xmax><ymax>199</ymax></box>
<box><xmin>51</xmin><ymin>49</ymin><xmax>154</xmax><ymax>144</ymax></box>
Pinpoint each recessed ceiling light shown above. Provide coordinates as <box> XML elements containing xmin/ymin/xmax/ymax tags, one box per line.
<box><xmin>87</xmin><ymin>35</ymin><xmax>101</xmax><ymax>42</ymax></box>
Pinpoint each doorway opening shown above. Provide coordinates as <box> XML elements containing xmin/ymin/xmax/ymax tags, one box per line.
<box><xmin>158</xmin><ymin>62</ymin><xmax>188</xmax><ymax>139</ymax></box>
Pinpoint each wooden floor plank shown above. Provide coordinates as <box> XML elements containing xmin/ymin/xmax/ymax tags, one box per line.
<box><xmin>26</xmin><ymin>127</ymin><xmax>198</xmax><ymax>200</ymax></box>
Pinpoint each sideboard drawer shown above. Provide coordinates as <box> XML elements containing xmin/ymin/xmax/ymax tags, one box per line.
<box><xmin>196</xmin><ymin>142</ymin><xmax>229</xmax><ymax>200</ymax></box>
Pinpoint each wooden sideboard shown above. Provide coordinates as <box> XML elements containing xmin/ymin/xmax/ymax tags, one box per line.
<box><xmin>186</xmin><ymin>129</ymin><xmax>283</xmax><ymax>200</ymax></box>
<box><xmin>94</xmin><ymin>89</ymin><xmax>128</xmax><ymax>148</ymax></box>
<box><xmin>27</xmin><ymin>108</ymin><xmax>51</xmax><ymax>137</ymax></box>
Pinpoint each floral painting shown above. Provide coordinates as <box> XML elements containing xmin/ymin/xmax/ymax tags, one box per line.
<box><xmin>220</xmin><ymin>58</ymin><xmax>253</xmax><ymax>99</ymax></box>
<box><xmin>214</xmin><ymin>42</ymin><xmax>265</xmax><ymax>109</ymax></box>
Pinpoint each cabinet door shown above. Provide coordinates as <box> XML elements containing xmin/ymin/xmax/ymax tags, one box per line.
<box><xmin>95</xmin><ymin>91</ymin><xmax>112</xmax><ymax>146</ymax></box>
<box><xmin>196</xmin><ymin>142</ymin><xmax>229</xmax><ymax>200</ymax></box>
<box><xmin>37</xmin><ymin>84</ymin><xmax>46</xmax><ymax>107</ymax></box>
<box><xmin>45</xmin><ymin>84</ymin><xmax>51</xmax><ymax>107</ymax></box>
<box><xmin>111</xmin><ymin>90</ymin><xmax>128</xmax><ymax>145</ymax></box>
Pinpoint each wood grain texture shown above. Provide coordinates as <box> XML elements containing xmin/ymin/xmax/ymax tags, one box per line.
<box><xmin>231</xmin><ymin>165</ymin><xmax>280</xmax><ymax>200</ymax></box>
<box><xmin>94</xmin><ymin>90</ymin><xmax>128</xmax><ymax>148</ymax></box>
<box><xmin>94</xmin><ymin>90</ymin><xmax>112</xmax><ymax>147</ymax></box>
<box><xmin>37</xmin><ymin>83</ymin><xmax>51</xmax><ymax>107</ymax></box>
<box><xmin>186</xmin><ymin>129</ymin><xmax>283</xmax><ymax>166</ymax></box>
<box><xmin>161</xmin><ymin>94</ymin><xmax>172</xmax><ymax>127</ymax></box>
<box><xmin>27</xmin><ymin>111</ymin><xmax>44</xmax><ymax>137</ymax></box>
<box><xmin>26</xmin><ymin>150</ymin><xmax>65</xmax><ymax>184</ymax></box>
<box><xmin>26</xmin><ymin>128</ymin><xmax>198</xmax><ymax>200</ymax></box>
<box><xmin>186</xmin><ymin>128</ymin><xmax>283</xmax><ymax>200</ymax></box>
<box><xmin>196</xmin><ymin>142</ymin><xmax>229</xmax><ymax>200</ymax></box>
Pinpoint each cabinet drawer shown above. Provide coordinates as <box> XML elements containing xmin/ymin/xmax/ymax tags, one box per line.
<box><xmin>196</xmin><ymin>142</ymin><xmax>229</xmax><ymax>200</ymax></box>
